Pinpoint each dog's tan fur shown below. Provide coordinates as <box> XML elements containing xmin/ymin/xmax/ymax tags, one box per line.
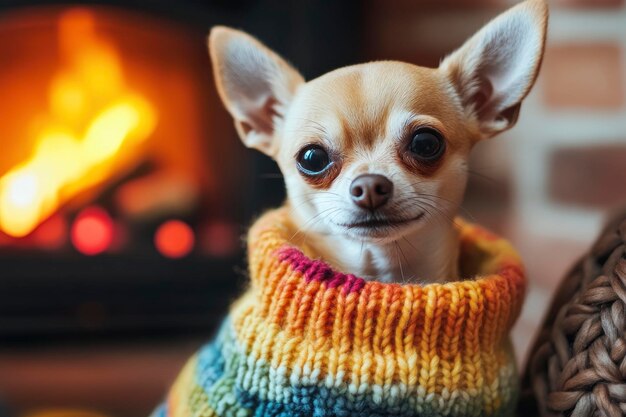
<box><xmin>209</xmin><ymin>0</ymin><xmax>548</xmax><ymax>283</ymax></box>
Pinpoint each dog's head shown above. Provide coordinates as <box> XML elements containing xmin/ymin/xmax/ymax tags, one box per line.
<box><xmin>209</xmin><ymin>0</ymin><xmax>547</xmax><ymax>243</ymax></box>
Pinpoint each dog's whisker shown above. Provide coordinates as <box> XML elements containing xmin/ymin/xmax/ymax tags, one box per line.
<box><xmin>289</xmin><ymin>207</ymin><xmax>345</xmax><ymax>243</ymax></box>
<box><xmin>394</xmin><ymin>242</ymin><xmax>406</xmax><ymax>284</ymax></box>
<box><xmin>300</xmin><ymin>208</ymin><xmax>346</xmax><ymax>247</ymax></box>
<box><xmin>403</xmin><ymin>195</ymin><xmax>476</xmax><ymax>223</ymax></box>
<box><xmin>467</xmin><ymin>169</ymin><xmax>503</xmax><ymax>186</ymax></box>
<box><xmin>401</xmin><ymin>236</ymin><xmax>422</xmax><ymax>260</ymax></box>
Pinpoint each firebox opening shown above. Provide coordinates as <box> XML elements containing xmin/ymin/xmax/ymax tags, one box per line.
<box><xmin>0</xmin><ymin>5</ymin><xmax>244</xmax><ymax>257</ymax></box>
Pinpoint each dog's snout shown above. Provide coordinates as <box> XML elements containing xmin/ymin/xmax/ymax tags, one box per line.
<box><xmin>350</xmin><ymin>174</ymin><xmax>393</xmax><ymax>210</ymax></box>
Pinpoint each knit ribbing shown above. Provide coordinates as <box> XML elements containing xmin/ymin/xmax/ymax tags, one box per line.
<box><xmin>156</xmin><ymin>208</ymin><xmax>526</xmax><ymax>417</ymax></box>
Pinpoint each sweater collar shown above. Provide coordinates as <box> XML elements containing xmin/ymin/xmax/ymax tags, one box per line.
<box><xmin>245</xmin><ymin>207</ymin><xmax>526</xmax><ymax>352</ymax></box>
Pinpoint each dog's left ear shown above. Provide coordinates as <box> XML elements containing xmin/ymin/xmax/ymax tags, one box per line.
<box><xmin>208</xmin><ymin>26</ymin><xmax>304</xmax><ymax>156</ymax></box>
<box><xmin>440</xmin><ymin>0</ymin><xmax>548</xmax><ymax>138</ymax></box>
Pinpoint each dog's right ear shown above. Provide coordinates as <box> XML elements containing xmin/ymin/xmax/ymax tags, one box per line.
<box><xmin>439</xmin><ymin>0</ymin><xmax>548</xmax><ymax>139</ymax></box>
<box><xmin>208</xmin><ymin>27</ymin><xmax>304</xmax><ymax>156</ymax></box>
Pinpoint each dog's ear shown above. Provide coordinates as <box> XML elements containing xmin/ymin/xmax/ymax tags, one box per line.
<box><xmin>208</xmin><ymin>26</ymin><xmax>304</xmax><ymax>156</ymax></box>
<box><xmin>440</xmin><ymin>0</ymin><xmax>548</xmax><ymax>138</ymax></box>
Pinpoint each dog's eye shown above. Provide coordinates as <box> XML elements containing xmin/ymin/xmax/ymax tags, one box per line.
<box><xmin>409</xmin><ymin>129</ymin><xmax>445</xmax><ymax>161</ymax></box>
<box><xmin>297</xmin><ymin>145</ymin><xmax>332</xmax><ymax>175</ymax></box>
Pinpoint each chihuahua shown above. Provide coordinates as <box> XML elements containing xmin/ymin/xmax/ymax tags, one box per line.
<box><xmin>209</xmin><ymin>0</ymin><xmax>547</xmax><ymax>284</ymax></box>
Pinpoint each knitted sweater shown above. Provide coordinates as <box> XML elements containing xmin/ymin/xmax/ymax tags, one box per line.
<box><xmin>154</xmin><ymin>208</ymin><xmax>526</xmax><ymax>417</ymax></box>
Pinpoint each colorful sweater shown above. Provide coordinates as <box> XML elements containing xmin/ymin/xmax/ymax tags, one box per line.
<box><xmin>154</xmin><ymin>208</ymin><xmax>526</xmax><ymax>417</ymax></box>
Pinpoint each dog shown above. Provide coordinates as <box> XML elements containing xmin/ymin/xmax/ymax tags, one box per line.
<box><xmin>154</xmin><ymin>2</ymin><xmax>549</xmax><ymax>416</ymax></box>
<box><xmin>209</xmin><ymin>0</ymin><xmax>547</xmax><ymax>284</ymax></box>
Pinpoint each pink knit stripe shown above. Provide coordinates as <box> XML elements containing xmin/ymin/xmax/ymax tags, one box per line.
<box><xmin>276</xmin><ymin>246</ymin><xmax>366</xmax><ymax>294</ymax></box>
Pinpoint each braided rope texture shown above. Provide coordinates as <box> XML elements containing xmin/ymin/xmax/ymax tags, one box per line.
<box><xmin>155</xmin><ymin>208</ymin><xmax>526</xmax><ymax>417</ymax></box>
<box><xmin>521</xmin><ymin>210</ymin><xmax>626</xmax><ymax>417</ymax></box>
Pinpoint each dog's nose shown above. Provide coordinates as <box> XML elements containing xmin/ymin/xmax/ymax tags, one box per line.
<box><xmin>350</xmin><ymin>174</ymin><xmax>393</xmax><ymax>210</ymax></box>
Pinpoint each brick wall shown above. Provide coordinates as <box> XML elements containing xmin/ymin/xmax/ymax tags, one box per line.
<box><xmin>366</xmin><ymin>0</ymin><xmax>626</xmax><ymax>362</ymax></box>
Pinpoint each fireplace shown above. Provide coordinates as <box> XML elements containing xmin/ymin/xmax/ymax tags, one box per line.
<box><xmin>0</xmin><ymin>0</ymin><xmax>362</xmax><ymax>344</ymax></box>
<box><xmin>0</xmin><ymin>4</ymin><xmax>249</xmax><ymax>343</ymax></box>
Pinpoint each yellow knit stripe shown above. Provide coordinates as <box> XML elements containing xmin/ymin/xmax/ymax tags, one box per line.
<box><xmin>231</xmin><ymin>304</ymin><xmax>512</xmax><ymax>393</ymax></box>
<box><xmin>229</xmin><ymin>315</ymin><xmax>518</xmax><ymax>405</ymax></box>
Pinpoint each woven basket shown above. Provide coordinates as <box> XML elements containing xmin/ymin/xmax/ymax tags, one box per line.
<box><xmin>519</xmin><ymin>209</ymin><xmax>626</xmax><ymax>417</ymax></box>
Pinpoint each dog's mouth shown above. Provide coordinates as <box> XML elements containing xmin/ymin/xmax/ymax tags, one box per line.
<box><xmin>336</xmin><ymin>212</ymin><xmax>424</xmax><ymax>233</ymax></box>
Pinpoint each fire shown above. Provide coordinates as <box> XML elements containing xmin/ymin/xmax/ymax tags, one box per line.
<box><xmin>0</xmin><ymin>9</ymin><xmax>156</xmax><ymax>237</ymax></box>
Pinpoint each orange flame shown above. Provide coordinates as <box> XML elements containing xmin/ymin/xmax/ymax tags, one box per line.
<box><xmin>0</xmin><ymin>9</ymin><xmax>156</xmax><ymax>237</ymax></box>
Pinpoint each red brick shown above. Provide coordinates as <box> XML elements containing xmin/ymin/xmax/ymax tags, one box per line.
<box><xmin>549</xmin><ymin>144</ymin><xmax>626</xmax><ymax>208</ymax></box>
<box><xmin>542</xmin><ymin>44</ymin><xmax>624</xmax><ymax>109</ymax></box>
<box><xmin>554</xmin><ymin>0</ymin><xmax>623</xmax><ymax>8</ymax></box>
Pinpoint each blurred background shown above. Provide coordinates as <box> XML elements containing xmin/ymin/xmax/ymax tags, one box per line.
<box><xmin>0</xmin><ymin>0</ymin><xmax>624</xmax><ymax>416</ymax></box>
